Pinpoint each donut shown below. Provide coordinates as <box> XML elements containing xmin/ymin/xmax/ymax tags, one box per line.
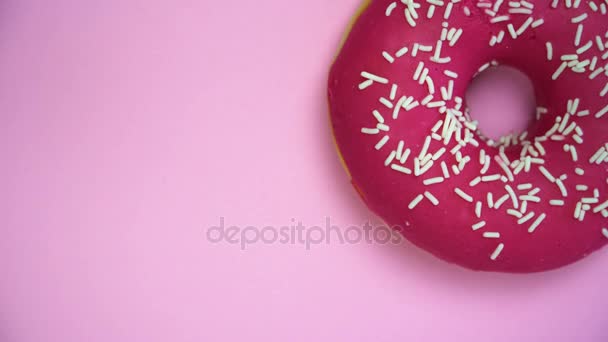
<box><xmin>328</xmin><ymin>0</ymin><xmax>608</xmax><ymax>272</ymax></box>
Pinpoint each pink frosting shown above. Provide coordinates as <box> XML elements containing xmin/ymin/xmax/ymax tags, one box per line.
<box><xmin>328</xmin><ymin>0</ymin><xmax>608</xmax><ymax>272</ymax></box>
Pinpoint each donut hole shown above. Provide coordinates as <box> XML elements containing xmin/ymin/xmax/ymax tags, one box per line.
<box><xmin>465</xmin><ymin>65</ymin><xmax>536</xmax><ymax>142</ymax></box>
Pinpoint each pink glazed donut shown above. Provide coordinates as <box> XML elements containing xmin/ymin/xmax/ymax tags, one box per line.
<box><xmin>328</xmin><ymin>0</ymin><xmax>608</xmax><ymax>272</ymax></box>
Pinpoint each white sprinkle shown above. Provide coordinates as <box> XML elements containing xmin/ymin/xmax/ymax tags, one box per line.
<box><xmin>417</xmin><ymin>159</ymin><xmax>434</xmax><ymax>175</ymax></box>
<box><xmin>405</xmin><ymin>9</ymin><xmax>417</xmax><ymax>27</ymax></box>
<box><xmin>412</xmin><ymin>44</ymin><xmax>419</xmax><ymax>57</ymax></box>
<box><xmin>423</xmin><ymin>177</ymin><xmax>445</xmax><ymax>185</ymax></box>
<box><xmin>418</xmin><ymin>69</ymin><xmax>429</xmax><ymax>85</ymax></box>
<box><xmin>427</xmin><ymin>100</ymin><xmax>446</xmax><ymax>108</ymax></box>
<box><xmin>576</xmin><ymin>41</ymin><xmax>593</xmax><ymax>55</ymax></box>
<box><xmin>480</xmin><ymin>155</ymin><xmax>491</xmax><ymax>174</ymax></box>
<box><xmin>376</xmin><ymin>123</ymin><xmax>390</xmax><ymax>132</ymax></box>
<box><xmin>528</xmin><ymin>213</ymin><xmax>546</xmax><ymax>233</ymax></box>
<box><xmin>386</xmin><ymin>2</ymin><xmax>397</xmax><ymax>16</ymax></box>
<box><xmin>563</xmin><ymin>122</ymin><xmax>577</xmax><ymax>136</ymax></box>
<box><xmin>497</xmin><ymin>31</ymin><xmax>505</xmax><ymax>43</ymax></box>
<box><xmin>413</xmin><ymin>62</ymin><xmax>425</xmax><ymax>80</ymax></box>
<box><xmin>385</xmin><ymin>151</ymin><xmax>397</xmax><ymax>166</ymax></box>
<box><xmin>396</xmin><ymin>46</ymin><xmax>409</xmax><ymax>57</ymax></box>
<box><xmin>405</xmin><ymin>99</ymin><xmax>420</xmax><ymax>111</ymax></box>
<box><xmin>487</xmin><ymin>192</ymin><xmax>495</xmax><ymax>208</ymax></box>
<box><xmin>426</xmin><ymin>77</ymin><xmax>436</xmax><ymax>94</ymax></box>
<box><xmin>380</xmin><ymin>97</ymin><xmax>393</xmax><ymax>109</ymax></box>
<box><xmin>396</xmin><ymin>141</ymin><xmax>404</xmax><ymax>159</ymax></box>
<box><xmin>520</xmin><ymin>195</ymin><xmax>541</xmax><ymax>203</ymax></box>
<box><xmin>575</xmin><ymin>24</ymin><xmax>583</xmax><ymax>46</ymax></box>
<box><xmin>375</xmin><ymin>135</ymin><xmax>389</xmax><ymax>150</ymax></box>
<box><xmin>464</xmin><ymin>6</ymin><xmax>471</xmax><ymax>16</ymax></box>
<box><xmin>427</xmin><ymin>4</ymin><xmax>436</xmax><ymax>18</ymax></box>
<box><xmin>575</xmin><ymin>202</ymin><xmax>583</xmax><ymax>219</ymax></box>
<box><xmin>575</xmin><ymin>167</ymin><xmax>585</xmax><ymax>175</ymax></box>
<box><xmin>517</xmin><ymin>183</ymin><xmax>533</xmax><ymax>190</ymax></box>
<box><xmin>490</xmin><ymin>243</ymin><xmax>505</xmax><ymax>261</ymax></box>
<box><xmin>596</xmin><ymin>104</ymin><xmax>608</xmax><ymax>118</ymax></box>
<box><xmin>361</xmin><ymin>128</ymin><xmax>379</xmax><ymax>135</ymax></box>
<box><xmin>470</xmin><ymin>176</ymin><xmax>482</xmax><ymax>187</ymax></box>
<box><xmin>570</xmin><ymin>145</ymin><xmax>579</xmax><ymax>162</ymax></box>
<box><xmin>497</xmin><ymin>159</ymin><xmax>515</xmax><ymax>182</ymax></box>
<box><xmin>400</xmin><ymin>148</ymin><xmax>411</xmax><ymax>164</ymax></box>
<box><xmin>597</xmin><ymin>36</ymin><xmax>606</xmax><ymax>51</ymax></box>
<box><xmin>482</xmin><ymin>174</ymin><xmax>502</xmax><ymax>182</ymax></box>
<box><xmin>494</xmin><ymin>0</ymin><xmax>506</xmax><ymax>11</ymax></box>
<box><xmin>444</xmin><ymin>70</ymin><xmax>459</xmax><ymax>78</ymax></box>
<box><xmin>372</xmin><ymin>110</ymin><xmax>384</xmax><ymax>123</ymax></box>
<box><xmin>472</xmin><ymin>221</ymin><xmax>487</xmax><ymax>230</ymax></box>
<box><xmin>408</xmin><ymin>194</ymin><xmax>424</xmax><ymax>209</ymax></box>
<box><xmin>603</xmin><ymin>228</ymin><xmax>608</xmax><ymax>239</ymax></box>
<box><xmin>509</xmin><ymin>8</ymin><xmax>532</xmax><ymax>14</ymax></box>
<box><xmin>393</xmin><ymin>96</ymin><xmax>406</xmax><ymax>119</ymax></box>
<box><xmin>571</xmin><ymin>13</ymin><xmax>588</xmax><ymax>23</ymax></box>
<box><xmin>517</xmin><ymin>211</ymin><xmax>535</xmax><ymax>224</ymax></box>
<box><xmin>550</xmin><ymin>199</ymin><xmax>565</xmax><ymax>206</ymax></box>
<box><xmin>507</xmin><ymin>24</ymin><xmax>517</xmax><ymax>39</ymax></box>
<box><xmin>490</xmin><ymin>15</ymin><xmax>510</xmax><ymax>23</ymax></box>
<box><xmin>432</xmin><ymin>147</ymin><xmax>446</xmax><ymax>160</ymax></box>
<box><xmin>590</xmin><ymin>1</ymin><xmax>599</xmax><ymax>11</ymax></box>
<box><xmin>538</xmin><ymin>166</ymin><xmax>555</xmax><ymax>182</ymax></box>
<box><xmin>419</xmin><ymin>136</ymin><xmax>432</xmax><ymax>160</ymax></box>
<box><xmin>546</xmin><ymin>42</ymin><xmax>553</xmax><ymax>60</ymax></box>
<box><xmin>424</xmin><ymin>191</ymin><xmax>440</xmax><ymax>205</ymax></box>
<box><xmin>419</xmin><ymin>45</ymin><xmax>433</xmax><ymax>52</ymax></box>
<box><xmin>531</xmin><ymin>19</ymin><xmax>544</xmax><ymax>28</ymax></box>
<box><xmin>440</xmin><ymin>161</ymin><xmax>450</xmax><ymax>179</ymax></box>
<box><xmin>593</xmin><ymin>200</ymin><xmax>608</xmax><ymax>213</ymax></box>
<box><xmin>432</xmin><ymin>40</ymin><xmax>444</xmax><ymax>61</ymax></box>
<box><xmin>382</xmin><ymin>51</ymin><xmax>395</xmax><ymax>63</ymax></box>
<box><xmin>444</xmin><ymin>2</ymin><xmax>453</xmax><ymax>19</ymax></box>
<box><xmin>449</xmin><ymin>29</ymin><xmax>463</xmax><ymax>47</ymax></box>
<box><xmin>556</xmin><ymin>179</ymin><xmax>568</xmax><ymax>197</ymax></box>
<box><xmin>475</xmin><ymin>201</ymin><xmax>482</xmax><ymax>218</ymax></box>
<box><xmin>358</xmin><ymin>80</ymin><xmax>373</xmax><ymax>90</ymax></box>
<box><xmin>361</xmin><ymin>72</ymin><xmax>388</xmax><ymax>84</ymax></box>
<box><xmin>389</xmin><ymin>85</ymin><xmax>398</xmax><ymax>101</ymax></box>
<box><xmin>391</xmin><ymin>164</ymin><xmax>412</xmax><ymax>175</ymax></box>
<box><xmin>520</xmin><ymin>200</ymin><xmax>528</xmax><ymax>214</ymax></box>
<box><xmin>507</xmin><ymin>209</ymin><xmax>523</xmax><ymax>218</ymax></box>
<box><xmin>552</xmin><ymin>62</ymin><xmax>568</xmax><ymax>80</ymax></box>
<box><xmin>600</xmin><ymin>83</ymin><xmax>608</xmax><ymax>97</ymax></box>
<box><xmin>455</xmin><ymin>187</ymin><xmax>474</xmax><ymax>202</ymax></box>
<box><xmin>516</xmin><ymin>17</ymin><xmax>533</xmax><ymax>36</ymax></box>
<box><xmin>493</xmin><ymin>194</ymin><xmax>509</xmax><ymax>210</ymax></box>
<box><xmin>590</xmin><ymin>147</ymin><xmax>606</xmax><ymax>163</ymax></box>
<box><xmin>505</xmin><ymin>185</ymin><xmax>519</xmax><ymax>209</ymax></box>
<box><xmin>483</xmin><ymin>232</ymin><xmax>501</xmax><ymax>239</ymax></box>
<box><xmin>582</xmin><ymin>198</ymin><xmax>599</xmax><ymax>204</ymax></box>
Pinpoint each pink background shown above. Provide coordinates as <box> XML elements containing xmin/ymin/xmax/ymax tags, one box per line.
<box><xmin>1</xmin><ymin>0</ymin><xmax>607</xmax><ymax>341</ymax></box>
